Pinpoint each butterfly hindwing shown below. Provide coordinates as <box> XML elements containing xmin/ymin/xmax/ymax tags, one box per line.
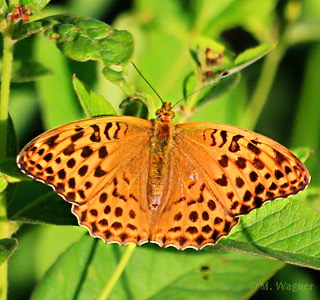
<box><xmin>150</xmin><ymin>147</ymin><xmax>239</xmax><ymax>249</ymax></box>
<box><xmin>72</xmin><ymin>144</ymin><xmax>152</xmax><ymax>246</ymax></box>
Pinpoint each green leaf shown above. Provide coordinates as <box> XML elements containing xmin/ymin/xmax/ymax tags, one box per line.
<box><xmin>233</xmin><ymin>43</ymin><xmax>276</xmax><ymax>71</ymax></box>
<box><xmin>31</xmin><ymin>235</ymin><xmax>283</xmax><ymax>300</ymax></box>
<box><xmin>0</xmin><ymin>158</ymin><xmax>26</xmax><ymax>182</ymax></box>
<box><xmin>0</xmin><ymin>238</ymin><xmax>17</xmax><ymax>265</ymax></box>
<box><xmin>202</xmin><ymin>73</ymin><xmax>240</xmax><ymax>100</ymax></box>
<box><xmin>119</xmin><ymin>92</ymin><xmax>158</xmax><ymax>118</ymax></box>
<box><xmin>219</xmin><ymin>196</ymin><xmax>320</xmax><ymax>269</ymax></box>
<box><xmin>7</xmin><ymin>181</ymin><xmax>77</xmax><ymax>225</ymax></box>
<box><xmin>20</xmin><ymin>0</ymin><xmax>51</xmax><ymax>11</ymax></box>
<box><xmin>13</xmin><ymin>14</ymin><xmax>134</xmax><ymax>67</ymax></box>
<box><xmin>6</xmin><ymin>114</ymin><xmax>18</xmax><ymax>158</ymax></box>
<box><xmin>34</xmin><ymin>37</ymin><xmax>83</xmax><ymax>129</ymax></box>
<box><xmin>72</xmin><ymin>75</ymin><xmax>116</xmax><ymax>117</ymax></box>
<box><xmin>184</xmin><ymin>40</ymin><xmax>274</xmax><ymax>112</ymax></box>
<box><xmin>183</xmin><ymin>72</ymin><xmax>241</xmax><ymax>108</ymax></box>
<box><xmin>291</xmin><ymin>147</ymin><xmax>312</xmax><ymax>164</ymax></box>
<box><xmin>11</xmin><ymin>191</ymin><xmax>77</xmax><ymax>225</ymax></box>
<box><xmin>102</xmin><ymin>66</ymin><xmax>136</xmax><ymax>96</ymax></box>
<box><xmin>0</xmin><ymin>174</ymin><xmax>8</xmax><ymax>193</ymax></box>
<box><xmin>191</xmin><ymin>43</ymin><xmax>275</xmax><ymax>107</ymax></box>
<box><xmin>9</xmin><ymin>225</ymin><xmax>85</xmax><ymax>285</ymax></box>
<box><xmin>0</xmin><ymin>115</ymin><xmax>19</xmax><ymax>197</ymax></box>
<box><xmin>14</xmin><ymin>14</ymin><xmax>135</xmax><ymax>96</ymax></box>
<box><xmin>0</xmin><ymin>60</ymin><xmax>53</xmax><ymax>83</ymax></box>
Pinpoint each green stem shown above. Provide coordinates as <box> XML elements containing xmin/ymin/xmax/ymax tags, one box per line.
<box><xmin>98</xmin><ymin>244</ymin><xmax>136</xmax><ymax>300</ymax></box>
<box><xmin>0</xmin><ymin>260</ymin><xmax>7</xmax><ymax>300</ymax></box>
<box><xmin>0</xmin><ymin>35</ymin><xmax>14</xmax><ymax>158</ymax></box>
<box><xmin>0</xmin><ymin>21</ymin><xmax>14</xmax><ymax>300</ymax></box>
<box><xmin>240</xmin><ymin>44</ymin><xmax>285</xmax><ymax>130</ymax></box>
<box><xmin>179</xmin><ymin>79</ymin><xmax>203</xmax><ymax>123</ymax></box>
<box><xmin>0</xmin><ymin>193</ymin><xmax>9</xmax><ymax>237</ymax></box>
<box><xmin>0</xmin><ymin>194</ymin><xmax>8</xmax><ymax>300</ymax></box>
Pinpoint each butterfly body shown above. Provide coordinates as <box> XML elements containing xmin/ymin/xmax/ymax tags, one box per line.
<box><xmin>149</xmin><ymin>102</ymin><xmax>175</xmax><ymax>211</ymax></box>
<box><xmin>17</xmin><ymin>102</ymin><xmax>310</xmax><ymax>250</ymax></box>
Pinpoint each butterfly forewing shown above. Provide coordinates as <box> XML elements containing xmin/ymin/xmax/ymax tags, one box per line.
<box><xmin>175</xmin><ymin>123</ymin><xmax>310</xmax><ymax>218</ymax></box>
<box><xmin>17</xmin><ymin>116</ymin><xmax>154</xmax><ymax>245</ymax></box>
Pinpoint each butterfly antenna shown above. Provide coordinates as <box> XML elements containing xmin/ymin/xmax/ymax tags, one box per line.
<box><xmin>132</xmin><ymin>62</ymin><xmax>164</xmax><ymax>104</ymax></box>
<box><xmin>171</xmin><ymin>71</ymin><xmax>230</xmax><ymax>110</ymax></box>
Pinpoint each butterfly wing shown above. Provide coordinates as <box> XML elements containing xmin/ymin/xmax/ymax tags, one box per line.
<box><xmin>150</xmin><ymin>122</ymin><xmax>310</xmax><ymax>250</ymax></box>
<box><xmin>18</xmin><ymin>116</ymin><xmax>153</xmax><ymax>245</ymax></box>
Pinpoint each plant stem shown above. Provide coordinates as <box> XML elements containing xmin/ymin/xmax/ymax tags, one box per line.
<box><xmin>0</xmin><ymin>22</ymin><xmax>14</xmax><ymax>300</ymax></box>
<box><xmin>0</xmin><ymin>195</ymin><xmax>9</xmax><ymax>300</ymax></box>
<box><xmin>240</xmin><ymin>44</ymin><xmax>285</xmax><ymax>130</ymax></box>
<box><xmin>98</xmin><ymin>244</ymin><xmax>136</xmax><ymax>300</ymax></box>
<box><xmin>0</xmin><ymin>260</ymin><xmax>7</xmax><ymax>300</ymax></box>
<box><xmin>179</xmin><ymin>79</ymin><xmax>203</xmax><ymax>123</ymax></box>
<box><xmin>0</xmin><ymin>35</ymin><xmax>14</xmax><ymax>158</ymax></box>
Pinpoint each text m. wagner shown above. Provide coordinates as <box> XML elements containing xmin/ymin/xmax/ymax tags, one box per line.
<box><xmin>276</xmin><ymin>282</ymin><xmax>313</xmax><ymax>292</ymax></box>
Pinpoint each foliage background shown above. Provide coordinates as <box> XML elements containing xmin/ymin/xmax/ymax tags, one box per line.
<box><xmin>5</xmin><ymin>0</ymin><xmax>320</xmax><ymax>299</ymax></box>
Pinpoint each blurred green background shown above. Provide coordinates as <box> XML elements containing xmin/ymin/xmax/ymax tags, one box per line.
<box><xmin>7</xmin><ymin>0</ymin><xmax>320</xmax><ymax>299</ymax></box>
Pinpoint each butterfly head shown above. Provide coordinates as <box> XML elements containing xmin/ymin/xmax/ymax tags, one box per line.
<box><xmin>156</xmin><ymin>102</ymin><xmax>175</xmax><ymax>121</ymax></box>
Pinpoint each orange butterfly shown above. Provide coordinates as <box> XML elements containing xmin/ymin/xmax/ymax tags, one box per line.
<box><xmin>17</xmin><ymin>102</ymin><xmax>310</xmax><ymax>250</ymax></box>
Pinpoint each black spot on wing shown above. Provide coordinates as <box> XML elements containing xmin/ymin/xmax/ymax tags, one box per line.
<box><xmin>219</xmin><ymin>131</ymin><xmax>227</xmax><ymax>148</ymax></box>
<box><xmin>275</xmin><ymin>170</ymin><xmax>284</xmax><ymax>180</ymax></box>
<box><xmin>274</xmin><ymin>149</ymin><xmax>287</xmax><ymax>166</ymax></box>
<box><xmin>43</xmin><ymin>153</ymin><xmax>53</xmax><ymax>162</ymax></box>
<box><xmin>228</xmin><ymin>135</ymin><xmax>243</xmax><ymax>152</ymax></box>
<box><xmin>81</xmin><ymin>146</ymin><xmax>93</xmax><ymax>158</ymax></box>
<box><xmin>90</xmin><ymin>125</ymin><xmax>101</xmax><ymax>142</ymax></box>
<box><xmin>94</xmin><ymin>166</ymin><xmax>107</xmax><ymax>177</ymax></box>
<box><xmin>235</xmin><ymin>177</ymin><xmax>244</xmax><ymax>188</ymax></box>
<box><xmin>235</xmin><ymin>157</ymin><xmax>246</xmax><ymax>169</ymax></box>
<box><xmin>45</xmin><ymin>134</ymin><xmax>59</xmax><ymax>148</ymax></box>
<box><xmin>99</xmin><ymin>146</ymin><xmax>108</xmax><ymax>158</ymax></box>
<box><xmin>113</xmin><ymin>122</ymin><xmax>121</xmax><ymax>139</ymax></box>
<box><xmin>71</xmin><ymin>131</ymin><xmax>84</xmax><ymax>142</ymax></box>
<box><xmin>218</xmin><ymin>155</ymin><xmax>229</xmax><ymax>167</ymax></box>
<box><xmin>104</xmin><ymin>123</ymin><xmax>112</xmax><ymax>140</ymax></box>
<box><xmin>247</xmin><ymin>142</ymin><xmax>261</xmax><ymax>155</ymax></box>
<box><xmin>215</xmin><ymin>174</ymin><xmax>228</xmax><ymax>186</ymax></box>
<box><xmin>63</xmin><ymin>144</ymin><xmax>75</xmax><ymax>155</ymax></box>
<box><xmin>67</xmin><ymin>158</ymin><xmax>76</xmax><ymax>168</ymax></box>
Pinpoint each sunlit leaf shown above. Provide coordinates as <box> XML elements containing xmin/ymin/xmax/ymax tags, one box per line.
<box><xmin>72</xmin><ymin>75</ymin><xmax>116</xmax><ymax>117</ymax></box>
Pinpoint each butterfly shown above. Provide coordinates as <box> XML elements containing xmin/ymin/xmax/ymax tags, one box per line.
<box><xmin>17</xmin><ymin>101</ymin><xmax>310</xmax><ymax>250</ymax></box>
